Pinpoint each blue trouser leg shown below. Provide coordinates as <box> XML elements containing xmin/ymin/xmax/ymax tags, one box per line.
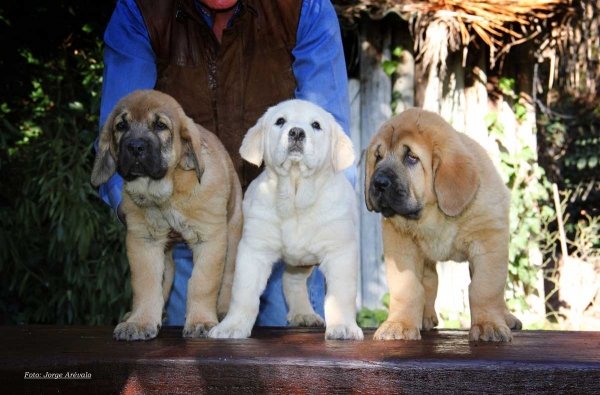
<box><xmin>163</xmin><ymin>244</ymin><xmax>326</xmax><ymax>326</ymax></box>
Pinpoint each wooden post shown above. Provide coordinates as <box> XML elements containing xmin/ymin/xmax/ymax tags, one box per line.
<box><xmin>348</xmin><ymin>78</ymin><xmax>362</xmax><ymax>309</ymax></box>
<box><xmin>440</xmin><ymin>51</ymin><xmax>466</xmax><ymax>133</ymax></box>
<box><xmin>392</xmin><ymin>23</ymin><xmax>415</xmax><ymax>113</ymax></box>
<box><xmin>358</xmin><ymin>17</ymin><xmax>391</xmax><ymax>309</ymax></box>
<box><xmin>464</xmin><ymin>48</ymin><xmax>493</xmax><ymax>152</ymax></box>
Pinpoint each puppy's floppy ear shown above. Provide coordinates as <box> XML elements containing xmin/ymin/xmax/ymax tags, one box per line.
<box><xmin>179</xmin><ymin>116</ymin><xmax>206</xmax><ymax>184</ymax></box>
<box><xmin>364</xmin><ymin>142</ymin><xmax>377</xmax><ymax>212</ymax></box>
<box><xmin>330</xmin><ymin>119</ymin><xmax>355</xmax><ymax>173</ymax></box>
<box><xmin>240</xmin><ymin>113</ymin><xmax>266</xmax><ymax>167</ymax></box>
<box><xmin>91</xmin><ymin>113</ymin><xmax>118</xmax><ymax>188</ymax></box>
<box><xmin>433</xmin><ymin>135</ymin><xmax>479</xmax><ymax>217</ymax></box>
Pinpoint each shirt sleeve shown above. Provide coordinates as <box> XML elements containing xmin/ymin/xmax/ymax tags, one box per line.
<box><xmin>292</xmin><ymin>0</ymin><xmax>356</xmax><ymax>186</ymax></box>
<box><xmin>96</xmin><ymin>0</ymin><xmax>157</xmax><ymax>220</ymax></box>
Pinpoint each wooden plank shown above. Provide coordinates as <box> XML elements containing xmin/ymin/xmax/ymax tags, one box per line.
<box><xmin>348</xmin><ymin>77</ymin><xmax>363</xmax><ymax>309</ymax></box>
<box><xmin>358</xmin><ymin>17</ymin><xmax>391</xmax><ymax>309</ymax></box>
<box><xmin>2</xmin><ymin>326</ymin><xmax>599</xmax><ymax>395</ymax></box>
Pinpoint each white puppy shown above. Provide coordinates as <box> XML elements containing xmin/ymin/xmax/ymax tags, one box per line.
<box><xmin>209</xmin><ymin>99</ymin><xmax>363</xmax><ymax>340</ymax></box>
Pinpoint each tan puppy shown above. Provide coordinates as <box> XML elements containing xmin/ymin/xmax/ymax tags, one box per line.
<box><xmin>365</xmin><ymin>108</ymin><xmax>521</xmax><ymax>342</ymax></box>
<box><xmin>91</xmin><ymin>90</ymin><xmax>242</xmax><ymax>341</ymax></box>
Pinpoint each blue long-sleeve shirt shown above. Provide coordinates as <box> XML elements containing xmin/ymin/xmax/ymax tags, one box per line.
<box><xmin>98</xmin><ymin>0</ymin><xmax>353</xmax><ymax>215</ymax></box>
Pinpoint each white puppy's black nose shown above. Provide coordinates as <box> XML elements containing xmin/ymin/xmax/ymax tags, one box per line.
<box><xmin>288</xmin><ymin>127</ymin><xmax>305</xmax><ymax>142</ymax></box>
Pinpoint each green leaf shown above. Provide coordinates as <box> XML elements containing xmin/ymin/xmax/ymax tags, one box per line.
<box><xmin>382</xmin><ymin>60</ymin><xmax>398</xmax><ymax>76</ymax></box>
<box><xmin>382</xmin><ymin>293</ymin><xmax>390</xmax><ymax>309</ymax></box>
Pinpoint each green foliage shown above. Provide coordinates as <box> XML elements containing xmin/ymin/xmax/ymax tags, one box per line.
<box><xmin>498</xmin><ymin>78</ymin><xmax>527</xmax><ymax>123</ymax></box>
<box><xmin>0</xmin><ymin>1</ymin><xmax>130</xmax><ymax>325</ymax></box>
<box><xmin>381</xmin><ymin>46</ymin><xmax>403</xmax><ymax>76</ymax></box>
<box><xmin>356</xmin><ymin>293</ymin><xmax>389</xmax><ymax>327</ymax></box>
<box><xmin>485</xmin><ymin>107</ymin><xmax>553</xmax><ymax>312</ymax></box>
<box><xmin>438</xmin><ymin>309</ymin><xmax>470</xmax><ymax>329</ymax></box>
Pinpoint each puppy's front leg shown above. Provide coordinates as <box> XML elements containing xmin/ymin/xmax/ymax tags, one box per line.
<box><xmin>374</xmin><ymin>220</ymin><xmax>424</xmax><ymax>341</ymax></box>
<box><xmin>114</xmin><ymin>234</ymin><xmax>165</xmax><ymax>341</ymax></box>
<box><xmin>208</xmin><ymin>238</ymin><xmax>279</xmax><ymax>339</ymax></box>
<box><xmin>183</xmin><ymin>230</ymin><xmax>227</xmax><ymax>338</ymax></box>
<box><xmin>320</xmin><ymin>247</ymin><xmax>363</xmax><ymax>340</ymax></box>
<box><xmin>283</xmin><ymin>266</ymin><xmax>324</xmax><ymax>327</ymax></box>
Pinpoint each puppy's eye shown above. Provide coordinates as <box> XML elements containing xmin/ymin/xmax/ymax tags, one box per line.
<box><xmin>405</xmin><ymin>152</ymin><xmax>419</xmax><ymax>166</ymax></box>
<box><xmin>116</xmin><ymin>121</ymin><xmax>128</xmax><ymax>132</ymax></box>
<box><xmin>155</xmin><ymin>120</ymin><xmax>168</xmax><ymax>131</ymax></box>
<box><xmin>311</xmin><ymin>121</ymin><xmax>321</xmax><ymax>130</ymax></box>
<box><xmin>275</xmin><ymin>117</ymin><xmax>285</xmax><ymax>126</ymax></box>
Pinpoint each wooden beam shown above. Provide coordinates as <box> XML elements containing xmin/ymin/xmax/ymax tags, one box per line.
<box><xmin>3</xmin><ymin>326</ymin><xmax>599</xmax><ymax>394</ymax></box>
<box><xmin>358</xmin><ymin>17</ymin><xmax>391</xmax><ymax>309</ymax></box>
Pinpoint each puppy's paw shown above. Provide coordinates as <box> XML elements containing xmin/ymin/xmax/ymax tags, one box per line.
<box><xmin>325</xmin><ymin>324</ymin><xmax>364</xmax><ymax>340</ymax></box>
<box><xmin>469</xmin><ymin>322</ymin><xmax>513</xmax><ymax>342</ymax></box>
<box><xmin>287</xmin><ymin>313</ymin><xmax>325</xmax><ymax>327</ymax></box>
<box><xmin>373</xmin><ymin>321</ymin><xmax>420</xmax><ymax>340</ymax></box>
<box><xmin>208</xmin><ymin>319</ymin><xmax>252</xmax><ymax>339</ymax></box>
<box><xmin>182</xmin><ymin>322</ymin><xmax>218</xmax><ymax>338</ymax></box>
<box><xmin>505</xmin><ymin>312</ymin><xmax>522</xmax><ymax>330</ymax></box>
<box><xmin>122</xmin><ymin>309</ymin><xmax>168</xmax><ymax>324</ymax></box>
<box><xmin>422</xmin><ymin>314</ymin><xmax>439</xmax><ymax>331</ymax></box>
<box><xmin>114</xmin><ymin>322</ymin><xmax>160</xmax><ymax>341</ymax></box>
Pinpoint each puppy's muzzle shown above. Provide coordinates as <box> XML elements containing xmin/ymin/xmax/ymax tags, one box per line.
<box><xmin>118</xmin><ymin>136</ymin><xmax>165</xmax><ymax>181</ymax></box>
<box><xmin>288</xmin><ymin>127</ymin><xmax>305</xmax><ymax>155</ymax></box>
<box><xmin>370</xmin><ymin>169</ymin><xmax>421</xmax><ymax>220</ymax></box>
<box><xmin>370</xmin><ymin>172</ymin><xmax>399</xmax><ymax>218</ymax></box>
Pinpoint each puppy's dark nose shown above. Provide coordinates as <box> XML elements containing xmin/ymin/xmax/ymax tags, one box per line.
<box><xmin>288</xmin><ymin>127</ymin><xmax>305</xmax><ymax>142</ymax></box>
<box><xmin>127</xmin><ymin>140</ymin><xmax>146</xmax><ymax>157</ymax></box>
<box><xmin>373</xmin><ymin>174</ymin><xmax>391</xmax><ymax>192</ymax></box>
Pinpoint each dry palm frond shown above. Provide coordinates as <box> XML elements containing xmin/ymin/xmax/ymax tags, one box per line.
<box><xmin>538</xmin><ymin>0</ymin><xmax>600</xmax><ymax>104</ymax></box>
<box><xmin>334</xmin><ymin>0</ymin><xmax>567</xmax><ymax>71</ymax></box>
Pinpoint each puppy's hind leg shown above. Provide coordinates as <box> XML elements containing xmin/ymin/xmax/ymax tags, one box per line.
<box><xmin>160</xmin><ymin>252</ymin><xmax>175</xmax><ymax>323</ymax></box>
<box><xmin>217</xmin><ymin>200</ymin><xmax>242</xmax><ymax>321</ymax></box>
<box><xmin>422</xmin><ymin>260</ymin><xmax>439</xmax><ymax>331</ymax></box>
<box><xmin>283</xmin><ymin>266</ymin><xmax>324</xmax><ymax>327</ymax></box>
<box><xmin>504</xmin><ymin>305</ymin><xmax>522</xmax><ymax>330</ymax></box>
<box><xmin>468</xmin><ymin>243</ymin><xmax>513</xmax><ymax>342</ymax></box>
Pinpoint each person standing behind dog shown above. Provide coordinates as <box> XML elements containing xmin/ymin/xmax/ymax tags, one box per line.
<box><xmin>97</xmin><ymin>0</ymin><xmax>354</xmax><ymax>327</ymax></box>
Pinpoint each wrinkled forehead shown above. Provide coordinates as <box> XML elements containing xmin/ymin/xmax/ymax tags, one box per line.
<box><xmin>372</xmin><ymin>109</ymin><xmax>439</xmax><ymax>151</ymax></box>
<box><xmin>269</xmin><ymin>100</ymin><xmax>330</xmax><ymax>125</ymax></box>
<box><xmin>113</xmin><ymin>92</ymin><xmax>180</xmax><ymax>124</ymax></box>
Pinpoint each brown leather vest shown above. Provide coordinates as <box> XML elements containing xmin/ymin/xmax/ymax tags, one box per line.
<box><xmin>135</xmin><ymin>0</ymin><xmax>301</xmax><ymax>188</ymax></box>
